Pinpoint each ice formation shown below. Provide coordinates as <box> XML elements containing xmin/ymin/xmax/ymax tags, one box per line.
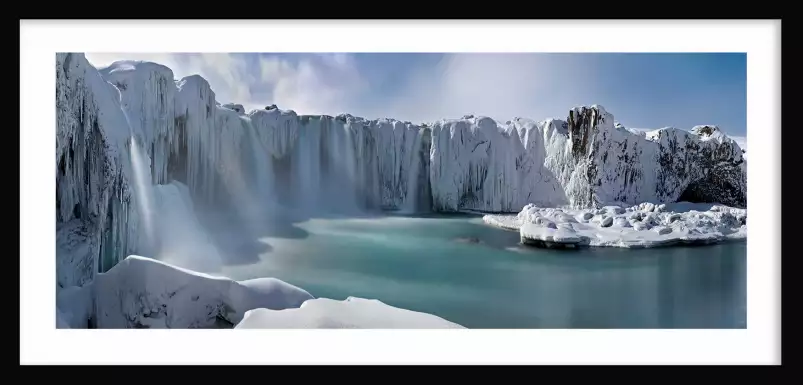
<box><xmin>55</xmin><ymin>53</ymin><xmax>748</xmax><ymax>328</ymax></box>
<box><xmin>57</xmin><ymin>53</ymin><xmax>141</xmax><ymax>287</ymax></box>
<box><xmin>483</xmin><ymin>202</ymin><xmax>746</xmax><ymax>248</ymax></box>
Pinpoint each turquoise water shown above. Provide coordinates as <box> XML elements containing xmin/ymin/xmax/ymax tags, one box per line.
<box><xmin>216</xmin><ymin>213</ymin><xmax>747</xmax><ymax>329</ymax></box>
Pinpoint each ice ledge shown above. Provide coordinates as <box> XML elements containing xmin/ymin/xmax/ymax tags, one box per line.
<box><xmin>483</xmin><ymin>202</ymin><xmax>746</xmax><ymax>249</ymax></box>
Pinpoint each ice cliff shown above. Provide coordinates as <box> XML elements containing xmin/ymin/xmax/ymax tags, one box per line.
<box><xmin>55</xmin><ymin>53</ymin><xmax>747</xmax><ymax>284</ymax></box>
<box><xmin>56</xmin><ymin>53</ymin><xmax>140</xmax><ymax>288</ymax></box>
<box><xmin>430</xmin><ymin>108</ymin><xmax>745</xmax><ymax>212</ymax></box>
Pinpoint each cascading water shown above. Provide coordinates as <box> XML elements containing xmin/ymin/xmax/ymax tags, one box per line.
<box><xmin>127</xmin><ymin>128</ymin><xmax>157</xmax><ymax>256</ymax></box>
<box><xmin>343</xmin><ymin>124</ymin><xmax>359</xmax><ymax>211</ymax></box>
<box><xmin>246</xmin><ymin>124</ymin><xmax>276</xmax><ymax>212</ymax></box>
<box><xmin>402</xmin><ymin>128</ymin><xmax>424</xmax><ymax>213</ymax></box>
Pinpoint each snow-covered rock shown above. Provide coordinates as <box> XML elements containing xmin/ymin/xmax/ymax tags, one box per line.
<box><xmin>429</xmin><ymin>106</ymin><xmax>746</xmax><ymax>212</ymax></box>
<box><xmin>56</xmin><ymin>256</ymin><xmax>464</xmax><ymax>329</ymax></box>
<box><xmin>483</xmin><ymin>202</ymin><xmax>746</xmax><ymax>248</ymax></box>
<box><xmin>558</xmin><ymin>107</ymin><xmax>745</xmax><ymax>209</ymax></box>
<box><xmin>58</xmin><ymin>255</ymin><xmax>314</xmax><ymax>328</ymax></box>
<box><xmin>234</xmin><ymin>297</ymin><xmax>465</xmax><ymax>329</ymax></box>
<box><xmin>519</xmin><ymin>221</ymin><xmax>585</xmax><ymax>248</ymax></box>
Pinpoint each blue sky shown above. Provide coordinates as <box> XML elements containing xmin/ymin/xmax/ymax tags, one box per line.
<box><xmin>86</xmin><ymin>52</ymin><xmax>746</xmax><ymax>143</ymax></box>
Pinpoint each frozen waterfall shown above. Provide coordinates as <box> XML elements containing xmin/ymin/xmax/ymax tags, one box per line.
<box><xmin>55</xmin><ymin>53</ymin><xmax>748</xmax><ymax>279</ymax></box>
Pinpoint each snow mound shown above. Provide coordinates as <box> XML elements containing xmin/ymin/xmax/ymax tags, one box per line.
<box><xmin>221</xmin><ymin>103</ymin><xmax>246</xmax><ymax>114</ymax></box>
<box><xmin>429</xmin><ymin>106</ymin><xmax>746</xmax><ymax>212</ymax></box>
<box><xmin>235</xmin><ymin>297</ymin><xmax>465</xmax><ymax>329</ymax></box>
<box><xmin>59</xmin><ymin>255</ymin><xmax>314</xmax><ymax>328</ymax></box>
<box><xmin>483</xmin><ymin>202</ymin><xmax>746</xmax><ymax>248</ymax></box>
<box><xmin>56</xmin><ymin>256</ymin><xmax>465</xmax><ymax>329</ymax></box>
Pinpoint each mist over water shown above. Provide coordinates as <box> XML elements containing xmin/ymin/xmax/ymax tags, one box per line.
<box><xmin>128</xmin><ymin>134</ymin><xmax>158</xmax><ymax>256</ymax></box>
<box><xmin>142</xmin><ymin>119</ymin><xmax>389</xmax><ymax>272</ymax></box>
<box><xmin>401</xmin><ymin>131</ymin><xmax>424</xmax><ymax>214</ymax></box>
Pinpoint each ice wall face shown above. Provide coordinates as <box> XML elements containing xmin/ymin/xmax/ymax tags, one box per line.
<box><xmin>665</xmin><ymin>125</ymin><xmax>747</xmax><ymax>208</ymax></box>
<box><xmin>554</xmin><ymin>106</ymin><xmax>747</xmax><ymax>208</ymax></box>
<box><xmin>99</xmin><ymin>61</ymin><xmax>177</xmax><ymax>185</ymax></box>
<box><xmin>371</xmin><ymin>119</ymin><xmax>430</xmax><ymax>211</ymax></box>
<box><xmin>173</xmin><ymin>75</ymin><xmax>218</xmax><ymax>204</ymax></box>
<box><xmin>429</xmin><ymin>115</ymin><xmax>569</xmax><ymax>212</ymax></box>
<box><xmin>56</xmin><ymin>53</ymin><xmax>140</xmax><ymax>287</ymax></box>
<box><xmin>428</xmin><ymin>105</ymin><xmax>747</xmax><ymax>211</ymax></box>
<box><xmin>250</xmin><ymin>113</ymin><xmax>427</xmax><ymax>213</ymax></box>
<box><xmin>166</xmin><ymin>95</ymin><xmax>429</xmax><ymax>215</ymax></box>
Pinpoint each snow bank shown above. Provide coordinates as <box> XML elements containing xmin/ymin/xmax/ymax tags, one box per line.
<box><xmin>93</xmin><ymin>255</ymin><xmax>314</xmax><ymax>328</ymax></box>
<box><xmin>235</xmin><ymin>297</ymin><xmax>465</xmax><ymax>329</ymax></box>
<box><xmin>56</xmin><ymin>256</ymin><xmax>465</xmax><ymax>329</ymax></box>
<box><xmin>55</xmin><ymin>255</ymin><xmax>314</xmax><ymax>328</ymax></box>
<box><xmin>484</xmin><ymin>202</ymin><xmax>746</xmax><ymax>248</ymax></box>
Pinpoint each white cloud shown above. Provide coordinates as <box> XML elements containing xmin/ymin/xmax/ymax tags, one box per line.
<box><xmin>184</xmin><ymin>53</ymin><xmax>255</xmax><ymax>106</ymax></box>
<box><xmin>86</xmin><ymin>52</ymin><xmax>256</xmax><ymax>109</ymax></box>
<box><xmin>85</xmin><ymin>53</ymin><xmax>177</xmax><ymax>70</ymax></box>
<box><xmin>84</xmin><ymin>53</ymin><xmax>740</xmax><ymax>134</ymax></box>
<box><xmin>257</xmin><ymin>53</ymin><xmax>367</xmax><ymax>116</ymax></box>
<box><xmin>85</xmin><ymin>52</ymin><xmax>368</xmax><ymax>115</ymax></box>
<box><xmin>383</xmin><ymin>53</ymin><xmax>600</xmax><ymax>124</ymax></box>
<box><xmin>84</xmin><ymin>53</ymin><xmax>603</xmax><ymax>124</ymax></box>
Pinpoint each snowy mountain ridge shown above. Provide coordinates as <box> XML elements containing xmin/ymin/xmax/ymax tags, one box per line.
<box><xmin>56</xmin><ymin>53</ymin><xmax>747</xmax><ymax>287</ymax></box>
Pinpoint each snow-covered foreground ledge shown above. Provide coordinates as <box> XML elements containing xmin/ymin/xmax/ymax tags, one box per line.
<box><xmin>483</xmin><ymin>202</ymin><xmax>746</xmax><ymax>249</ymax></box>
<box><xmin>57</xmin><ymin>256</ymin><xmax>464</xmax><ymax>329</ymax></box>
<box><xmin>236</xmin><ymin>297</ymin><xmax>464</xmax><ymax>329</ymax></box>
